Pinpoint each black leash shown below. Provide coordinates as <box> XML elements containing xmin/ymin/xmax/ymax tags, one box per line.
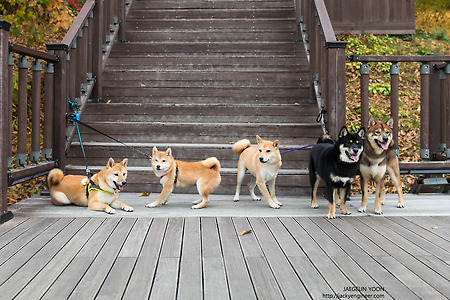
<box><xmin>66</xmin><ymin>112</ymin><xmax>152</xmax><ymax>160</ymax></box>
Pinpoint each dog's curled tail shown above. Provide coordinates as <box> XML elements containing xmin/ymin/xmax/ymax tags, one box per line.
<box><xmin>232</xmin><ymin>139</ymin><xmax>252</xmax><ymax>154</ymax></box>
<box><xmin>317</xmin><ymin>134</ymin><xmax>334</xmax><ymax>145</ymax></box>
<box><xmin>202</xmin><ymin>157</ymin><xmax>221</xmax><ymax>172</ymax></box>
<box><xmin>47</xmin><ymin>168</ymin><xmax>64</xmax><ymax>189</ymax></box>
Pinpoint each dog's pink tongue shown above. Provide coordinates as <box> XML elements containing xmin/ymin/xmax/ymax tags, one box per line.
<box><xmin>380</xmin><ymin>142</ymin><xmax>389</xmax><ymax>150</ymax></box>
<box><xmin>118</xmin><ymin>185</ymin><xmax>124</xmax><ymax>191</ymax></box>
<box><xmin>350</xmin><ymin>154</ymin><xmax>359</xmax><ymax>162</ymax></box>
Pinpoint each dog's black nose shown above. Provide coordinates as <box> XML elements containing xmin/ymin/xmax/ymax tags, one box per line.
<box><xmin>259</xmin><ymin>157</ymin><xmax>265</xmax><ymax>163</ymax></box>
<box><xmin>383</xmin><ymin>136</ymin><xmax>389</xmax><ymax>143</ymax></box>
<box><xmin>122</xmin><ymin>181</ymin><xmax>127</xmax><ymax>186</ymax></box>
<box><xmin>156</xmin><ymin>165</ymin><xmax>161</xmax><ymax>170</ymax></box>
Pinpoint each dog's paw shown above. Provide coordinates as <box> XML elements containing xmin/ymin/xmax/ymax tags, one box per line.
<box><xmin>105</xmin><ymin>207</ymin><xmax>116</xmax><ymax>214</ymax></box>
<box><xmin>270</xmin><ymin>204</ymin><xmax>281</xmax><ymax>209</ymax></box>
<box><xmin>327</xmin><ymin>213</ymin><xmax>336</xmax><ymax>219</ymax></box>
<box><xmin>397</xmin><ymin>202</ymin><xmax>405</xmax><ymax>208</ymax></box>
<box><xmin>122</xmin><ymin>205</ymin><xmax>133</xmax><ymax>212</ymax></box>
<box><xmin>311</xmin><ymin>204</ymin><xmax>319</xmax><ymax>209</ymax></box>
<box><xmin>192</xmin><ymin>199</ymin><xmax>202</xmax><ymax>205</ymax></box>
<box><xmin>146</xmin><ymin>202</ymin><xmax>158</xmax><ymax>208</ymax></box>
<box><xmin>374</xmin><ymin>209</ymin><xmax>383</xmax><ymax>215</ymax></box>
<box><xmin>253</xmin><ymin>197</ymin><xmax>261</xmax><ymax>202</ymax></box>
<box><xmin>358</xmin><ymin>207</ymin><xmax>366</xmax><ymax>213</ymax></box>
<box><xmin>341</xmin><ymin>210</ymin><xmax>351</xmax><ymax>215</ymax></box>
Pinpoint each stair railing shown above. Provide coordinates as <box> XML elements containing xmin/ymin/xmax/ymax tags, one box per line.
<box><xmin>0</xmin><ymin>0</ymin><xmax>132</xmax><ymax>223</ymax></box>
<box><xmin>295</xmin><ymin>0</ymin><xmax>347</xmax><ymax>139</ymax></box>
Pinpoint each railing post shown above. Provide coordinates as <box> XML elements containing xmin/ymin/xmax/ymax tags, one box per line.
<box><xmin>420</xmin><ymin>63</ymin><xmax>430</xmax><ymax>160</ymax></box>
<box><xmin>325</xmin><ymin>42</ymin><xmax>347</xmax><ymax>138</ymax></box>
<box><xmin>360</xmin><ymin>63</ymin><xmax>370</xmax><ymax>129</ymax></box>
<box><xmin>31</xmin><ymin>60</ymin><xmax>42</xmax><ymax>164</ymax></box>
<box><xmin>0</xmin><ymin>20</ymin><xmax>13</xmax><ymax>223</ymax></box>
<box><xmin>445</xmin><ymin>63</ymin><xmax>450</xmax><ymax>159</ymax></box>
<box><xmin>17</xmin><ymin>56</ymin><xmax>29</xmax><ymax>166</ymax></box>
<box><xmin>46</xmin><ymin>44</ymin><xmax>69</xmax><ymax>170</ymax></box>
<box><xmin>390</xmin><ymin>63</ymin><xmax>400</xmax><ymax>152</ymax></box>
<box><xmin>43</xmin><ymin>62</ymin><xmax>54</xmax><ymax>160</ymax></box>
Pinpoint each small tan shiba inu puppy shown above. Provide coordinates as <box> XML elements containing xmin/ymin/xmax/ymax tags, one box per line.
<box><xmin>146</xmin><ymin>146</ymin><xmax>221</xmax><ymax>209</ymax></box>
<box><xmin>47</xmin><ymin>158</ymin><xmax>133</xmax><ymax>214</ymax></box>
<box><xmin>232</xmin><ymin>135</ymin><xmax>282</xmax><ymax>208</ymax></box>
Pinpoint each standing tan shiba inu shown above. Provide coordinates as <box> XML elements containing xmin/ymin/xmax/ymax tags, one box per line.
<box><xmin>47</xmin><ymin>158</ymin><xmax>132</xmax><ymax>214</ymax></box>
<box><xmin>232</xmin><ymin>135</ymin><xmax>282</xmax><ymax>208</ymax></box>
<box><xmin>146</xmin><ymin>146</ymin><xmax>221</xmax><ymax>209</ymax></box>
<box><xmin>359</xmin><ymin>117</ymin><xmax>405</xmax><ymax>214</ymax></box>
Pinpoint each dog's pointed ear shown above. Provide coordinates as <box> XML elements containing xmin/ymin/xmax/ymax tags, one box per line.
<box><xmin>121</xmin><ymin>158</ymin><xmax>128</xmax><ymax>167</ymax></box>
<box><xmin>368</xmin><ymin>117</ymin><xmax>375</xmax><ymax>127</ymax></box>
<box><xmin>339</xmin><ymin>126</ymin><xmax>348</xmax><ymax>138</ymax></box>
<box><xmin>387</xmin><ymin>118</ymin><xmax>394</xmax><ymax>128</ymax></box>
<box><xmin>357</xmin><ymin>127</ymin><xmax>365</xmax><ymax>138</ymax></box>
<box><xmin>107</xmin><ymin>157</ymin><xmax>115</xmax><ymax>168</ymax></box>
<box><xmin>256</xmin><ymin>135</ymin><xmax>262</xmax><ymax>145</ymax></box>
<box><xmin>273</xmin><ymin>140</ymin><xmax>280</xmax><ymax>149</ymax></box>
<box><xmin>152</xmin><ymin>146</ymin><xmax>158</xmax><ymax>156</ymax></box>
<box><xmin>166</xmin><ymin>147</ymin><xmax>172</xmax><ymax>157</ymax></box>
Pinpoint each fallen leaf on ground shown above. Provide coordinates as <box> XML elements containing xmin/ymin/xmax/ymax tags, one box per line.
<box><xmin>237</xmin><ymin>230</ymin><xmax>252</xmax><ymax>236</ymax></box>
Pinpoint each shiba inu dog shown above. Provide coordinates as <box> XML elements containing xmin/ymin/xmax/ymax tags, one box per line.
<box><xmin>232</xmin><ymin>135</ymin><xmax>282</xmax><ymax>209</ymax></box>
<box><xmin>146</xmin><ymin>146</ymin><xmax>221</xmax><ymax>209</ymax></box>
<box><xmin>309</xmin><ymin>127</ymin><xmax>365</xmax><ymax>218</ymax></box>
<box><xmin>359</xmin><ymin>117</ymin><xmax>405</xmax><ymax>214</ymax></box>
<box><xmin>47</xmin><ymin>158</ymin><xmax>132</xmax><ymax>214</ymax></box>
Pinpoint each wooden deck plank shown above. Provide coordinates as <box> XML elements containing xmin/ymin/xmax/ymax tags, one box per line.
<box><xmin>233</xmin><ymin>217</ymin><xmax>284</xmax><ymax>299</ymax></box>
<box><xmin>122</xmin><ymin>218</ymin><xmax>168</xmax><ymax>299</ymax></box>
<box><xmin>68</xmin><ymin>218</ymin><xmax>136</xmax><ymax>299</ymax></box>
<box><xmin>177</xmin><ymin>217</ymin><xmax>203</xmax><ymax>300</ymax></box>
<box><xmin>345</xmin><ymin>217</ymin><xmax>448</xmax><ymax>299</ymax></box>
<box><xmin>0</xmin><ymin>218</ymin><xmax>79</xmax><ymax>299</ymax></box>
<box><xmin>357</xmin><ymin>217</ymin><xmax>450</xmax><ymax>297</ymax></box>
<box><xmin>96</xmin><ymin>218</ymin><xmax>153</xmax><ymax>299</ymax></box>
<box><xmin>288</xmin><ymin>217</ymin><xmax>355</xmax><ymax>294</ymax></box>
<box><xmin>248</xmin><ymin>217</ymin><xmax>310</xmax><ymax>299</ymax></box>
<box><xmin>0</xmin><ymin>218</ymin><xmax>58</xmax><ymax>265</ymax></box>
<box><xmin>269</xmin><ymin>217</ymin><xmax>334</xmax><ymax>299</ymax></box>
<box><xmin>385</xmin><ymin>217</ymin><xmax>450</xmax><ymax>261</ymax></box>
<box><xmin>201</xmin><ymin>217</ymin><xmax>229</xmax><ymax>299</ymax></box>
<box><xmin>17</xmin><ymin>218</ymin><xmax>104</xmax><ymax>299</ymax></box>
<box><xmin>217</xmin><ymin>217</ymin><xmax>257</xmax><ymax>300</ymax></box>
<box><xmin>149</xmin><ymin>218</ymin><xmax>184</xmax><ymax>299</ymax></box>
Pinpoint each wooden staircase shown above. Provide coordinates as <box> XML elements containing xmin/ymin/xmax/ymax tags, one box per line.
<box><xmin>66</xmin><ymin>0</ymin><xmax>323</xmax><ymax>196</ymax></box>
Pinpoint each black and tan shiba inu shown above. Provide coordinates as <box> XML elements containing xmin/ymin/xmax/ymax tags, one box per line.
<box><xmin>309</xmin><ymin>127</ymin><xmax>365</xmax><ymax>218</ymax></box>
<box><xmin>359</xmin><ymin>117</ymin><xmax>405</xmax><ymax>214</ymax></box>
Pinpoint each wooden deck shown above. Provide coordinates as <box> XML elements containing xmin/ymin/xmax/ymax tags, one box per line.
<box><xmin>2</xmin><ymin>193</ymin><xmax>450</xmax><ymax>299</ymax></box>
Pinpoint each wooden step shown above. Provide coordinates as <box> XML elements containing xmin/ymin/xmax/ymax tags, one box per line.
<box><xmin>74</xmin><ymin>121</ymin><xmax>323</xmax><ymax>144</ymax></box>
<box><xmin>67</xmin><ymin>142</ymin><xmax>314</xmax><ymax>169</ymax></box>
<box><xmin>66</xmin><ymin>0</ymin><xmax>317</xmax><ymax>195</ymax></box>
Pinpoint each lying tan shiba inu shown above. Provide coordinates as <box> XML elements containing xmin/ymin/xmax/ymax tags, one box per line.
<box><xmin>146</xmin><ymin>146</ymin><xmax>221</xmax><ymax>209</ymax></box>
<box><xmin>232</xmin><ymin>135</ymin><xmax>282</xmax><ymax>208</ymax></box>
<box><xmin>47</xmin><ymin>158</ymin><xmax>133</xmax><ymax>214</ymax></box>
<box><xmin>359</xmin><ymin>117</ymin><xmax>405</xmax><ymax>214</ymax></box>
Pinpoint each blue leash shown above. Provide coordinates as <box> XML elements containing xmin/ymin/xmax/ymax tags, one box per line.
<box><xmin>280</xmin><ymin>143</ymin><xmax>315</xmax><ymax>155</ymax></box>
<box><xmin>69</xmin><ymin>99</ymin><xmax>92</xmax><ymax>179</ymax></box>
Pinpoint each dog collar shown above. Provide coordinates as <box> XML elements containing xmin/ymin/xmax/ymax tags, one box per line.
<box><xmin>161</xmin><ymin>164</ymin><xmax>178</xmax><ymax>184</ymax></box>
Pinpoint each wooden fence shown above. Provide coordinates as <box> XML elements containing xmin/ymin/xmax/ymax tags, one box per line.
<box><xmin>325</xmin><ymin>0</ymin><xmax>415</xmax><ymax>34</ymax></box>
<box><xmin>0</xmin><ymin>0</ymin><xmax>132</xmax><ymax>223</ymax></box>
